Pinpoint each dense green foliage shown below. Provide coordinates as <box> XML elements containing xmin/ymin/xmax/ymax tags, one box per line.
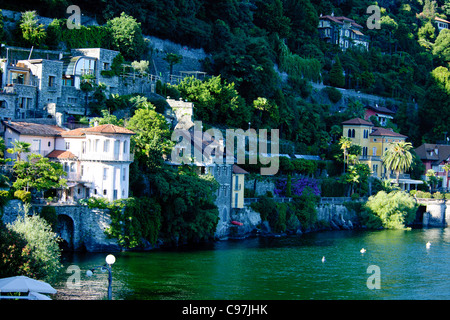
<box><xmin>364</xmin><ymin>191</ymin><xmax>418</xmax><ymax>229</ymax></box>
<box><xmin>251</xmin><ymin>188</ymin><xmax>320</xmax><ymax>233</ymax></box>
<box><xmin>0</xmin><ymin>209</ymin><xmax>62</xmax><ymax>281</ymax></box>
<box><xmin>3</xmin><ymin>0</ymin><xmax>450</xmax><ymax>146</ymax></box>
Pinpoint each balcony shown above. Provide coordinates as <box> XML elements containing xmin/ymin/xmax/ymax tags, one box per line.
<box><xmin>76</xmin><ymin>152</ymin><xmax>135</xmax><ymax>162</ymax></box>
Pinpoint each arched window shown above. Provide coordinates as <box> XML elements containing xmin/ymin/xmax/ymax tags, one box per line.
<box><xmin>352</xmin><ymin>129</ymin><xmax>356</xmax><ymax>138</ymax></box>
<box><xmin>348</xmin><ymin>129</ymin><xmax>352</xmax><ymax>137</ymax></box>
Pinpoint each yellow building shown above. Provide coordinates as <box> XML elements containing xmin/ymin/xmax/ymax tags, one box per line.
<box><xmin>341</xmin><ymin>118</ymin><xmax>407</xmax><ymax>178</ymax></box>
<box><xmin>231</xmin><ymin>165</ymin><xmax>248</xmax><ymax>209</ymax></box>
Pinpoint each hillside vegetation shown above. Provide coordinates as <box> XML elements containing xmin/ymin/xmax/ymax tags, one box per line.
<box><xmin>2</xmin><ymin>0</ymin><xmax>450</xmax><ymax>149</ymax></box>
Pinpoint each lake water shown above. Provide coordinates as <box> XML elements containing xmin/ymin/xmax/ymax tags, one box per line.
<box><xmin>54</xmin><ymin>228</ymin><xmax>450</xmax><ymax>300</ymax></box>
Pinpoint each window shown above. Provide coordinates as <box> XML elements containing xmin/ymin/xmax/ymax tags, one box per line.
<box><xmin>235</xmin><ymin>193</ymin><xmax>238</xmax><ymax>208</ymax></box>
<box><xmin>103</xmin><ymin>139</ymin><xmax>110</xmax><ymax>152</ymax></box>
<box><xmin>65</xmin><ymin>142</ymin><xmax>70</xmax><ymax>150</ymax></box>
<box><xmin>103</xmin><ymin>168</ymin><xmax>108</xmax><ymax>180</ymax></box>
<box><xmin>235</xmin><ymin>176</ymin><xmax>239</xmax><ymax>190</ymax></box>
<box><xmin>63</xmin><ymin>78</ymin><xmax>74</xmax><ymax>86</ymax></box>
<box><xmin>123</xmin><ymin>140</ymin><xmax>128</xmax><ymax>154</ymax></box>
<box><xmin>94</xmin><ymin>189</ymin><xmax>97</xmax><ymax>195</ymax></box>
<box><xmin>48</xmin><ymin>141</ymin><xmax>51</xmax><ymax>147</ymax></box>
<box><xmin>363</xmin><ymin>130</ymin><xmax>369</xmax><ymax>139</ymax></box>
<box><xmin>82</xmin><ymin>141</ymin><xmax>86</xmax><ymax>154</ymax></box>
<box><xmin>81</xmin><ymin>165</ymin><xmax>84</xmax><ymax>177</ymax></box>
<box><xmin>103</xmin><ymin>189</ymin><xmax>107</xmax><ymax>196</ymax></box>
<box><xmin>103</xmin><ymin>62</ymin><xmax>110</xmax><ymax>71</ymax></box>
<box><xmin>94</xmin><ymin>139</ymin><xmax>100</xmax><ymax>152</ymax></box>
<box><xmin>67</xmin><ymin>97</ymin><xmax>77</xmax><ymax>104</ymax></box>
<box><xmin>113</xmin><ymin>190</ymin><xmax>118</xmax><ymax>200</ymax></box>
<box><xmin>48</xmin><ymin>76</ymin><xmax>56</xmax><ymax>87</ymax></box>
<box><xmin>372</xmin><ymin>147</ymin><xmax>377</xmax><ymax>156</ymax></box>
<box><xmin>122</xmin><ymin>168</ymin><xmax>126</xmax><ymax>181</ymax></box>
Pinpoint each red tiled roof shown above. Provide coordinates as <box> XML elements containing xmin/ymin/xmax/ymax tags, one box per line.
<box><xmin>233</xmin><ymin>164</ymin><xmax>249</xmax><ymax>174</ymax></box>
<box><xmin>62</xmin><ymin>124</ymin><xmax>135</xmax><ymax>137</ymax></box>
<box><xmin>319</xmin><ymin>15</ymin><xmax>364</xmax><ymax>28</ymax></box>
<box><xmin>3</xmin><ymin>121</ymin><xmax>66</xmax><ymax>136</ymax></box>
<box><xmin>341</xmin><ymin>118</ymin><xmax>374</xmax><ymax>126</ymax></box>
<box><xmin>46</xmin><ymin>150</ymin><xmax>77</xmax><ymax>159</ymax></box>
<box><xmin>370</xmin><ymin>127</ymin><xmax>407</xmax><ymax>138</ymax></box>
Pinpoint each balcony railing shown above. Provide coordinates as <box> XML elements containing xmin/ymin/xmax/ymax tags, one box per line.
<box><xmin>76</xmin><ymin>152</ymin><xmax>134</xmax><ymax>162</ymax></box>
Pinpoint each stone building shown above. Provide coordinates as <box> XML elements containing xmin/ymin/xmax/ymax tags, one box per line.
<box><xmin>318</xmin><ymin>14</ymin><xmax>369</xmax><ymax>50</ymax></box>
<box><xmin>0</xmin><ymin>46</ymin><xmax>122</xmax><ymax>124</ymax></box>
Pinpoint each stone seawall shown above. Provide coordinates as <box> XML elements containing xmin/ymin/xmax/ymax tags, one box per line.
<box><xmin>2</xmin><ymin>200</ymin><xmax>119</xmax><ymax>252</ymax></box>
<box><xmin>221</xmin><ymin>201</ymin><xmax>358</xmax><ymax>239</ymax></box>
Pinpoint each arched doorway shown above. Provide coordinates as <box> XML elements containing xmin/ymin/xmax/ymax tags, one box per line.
<box><xmin>57</xmin><ymin>214</ymin><xmax>74</xmax><ymax>251</ymax></box>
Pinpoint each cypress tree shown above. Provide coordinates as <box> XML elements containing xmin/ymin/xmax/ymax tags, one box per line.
<box><xmin>329</xmin><ymin>55</ymin><xmax>345</xmax><ymax>88</ymax></box>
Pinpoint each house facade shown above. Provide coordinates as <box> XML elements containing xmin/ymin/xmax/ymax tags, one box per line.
<box><xmin>341</xmin><ymin>118</ymin><xmax>419</xmax><ymax>189</ymax></box>
<box><xmin>434</xmin><ymin>16</ymin><xmax>450</xmax><ymax>32</ymax></box>
<box><xmin>415</xmin><ymin>143</ymin><xmax>450</xmax><ymax>189</ymax></box>
<box><xmin>318</xmin><ymin>14</ymin><xmax>369</xmax><ymax>50</ymax></box>
<box><xmin>364</xmin><ymin>104</ymin><xmax>395</xmax><ymax>127</ymax></box>
<box><xmin>1</xmin><ymin>120</ymin><xmax>135</xmax><ymax>203</ymax></box>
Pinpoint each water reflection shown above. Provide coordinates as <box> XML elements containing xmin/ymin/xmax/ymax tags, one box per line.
<box><xmin>55</xmin><ymin>229</ymin><xmax>450</xmax><ymax>300</ymax></box>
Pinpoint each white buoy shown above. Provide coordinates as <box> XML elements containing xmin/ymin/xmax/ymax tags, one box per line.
<box><xmin>360</xmin><ymin>248</ymin><xmax>366</xmax><ymax>254</ymax></box>
<box><xmin>321</xmin><ymin>256</ymin><xmax>326</xmax><ymax>263</ymax></box>
<box><xmin>426</xmin><ymin>242</ymin><xmax>431</xmax><ymax>249</ymax></box>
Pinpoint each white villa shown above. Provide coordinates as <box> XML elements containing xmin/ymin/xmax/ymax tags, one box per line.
<box><xmin>1</xmin><ymin>120</ymin><xmax>135</xmax><ymax>203</ymax></box>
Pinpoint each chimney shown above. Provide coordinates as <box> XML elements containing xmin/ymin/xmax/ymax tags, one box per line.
<box><xmin>94</xmin><ymin>121</ymin><xmax>99</xmax><ymax>127</ymax></box>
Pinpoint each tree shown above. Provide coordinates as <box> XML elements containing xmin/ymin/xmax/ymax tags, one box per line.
<box><xmin>382</xmin><ymin>141</ymin><xmax>413</xmax><ymax>184</ymax></box>
<box><xmin>7</xmin><ymin>141</ymin><xmax>31</xmax><ymax>162</ymax></box>
<box><xmin>126</xmin><ymin>106</ymin><xmax>172</xmax><ymax>172</ymax></box>
<box><xmin>339</xmin><ymin>136</ymin><xmax>352</xmax><ymax>173</ymax></box>
<box><xmin>19</xmin><ymin>11</ymin><xmax>46</xmax><ymax>47</ymax></box>
<box><xmin>12</xmin><ymin>154</ymin><xmax>67</xmax><ymax>192</ymax></box>
<box><xmin>107</xmin><ymin>12</ymin><xmax>146</xmax><ymax>61</ymax></box>
<box><xmin>329</xmin><ymin>55</ymin><xmax>345</xmax><ymax>88</ymax></box>
<box><xmin>151</xmin><ymin>167</ymin><xmax>219</xmax><ymax>245</ymax></box>
<box><xmin>364</xmin><ymin>191</ymin><xmax>417</xmax><ymax>229</ymax></box>
<box><xmin>80</xmin><ymin>74</ymin><xmax>95</xmax><ymax>116</ymax></box>
<box><xmin>131</xmin><ymin>60</ymin><xmax>150</xmax><ymax>75</ymax></box>
<box><xmin>7</xmin><ymin>210</ymin><xmax>62</xmax><ymax>281</ymax></box>
<box><xmin>163</xmin><ymin>53</ymin><xmax>182</xmax><ymax>78</ymax></box>
<box><xmin>433</xmin><ymin>29</ymin><xmax>450</xmax><ymax>64</ymax></box>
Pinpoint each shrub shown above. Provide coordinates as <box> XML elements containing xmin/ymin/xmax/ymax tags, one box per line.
<box><xmin>364</xmin><ymin>191</ymin><xmax>418</xmax><ymax>229</ymax></box>
<box><xmin>323</xmin><ymin>86</ymin><xmax>343</xmax><ymax>103</ymax></box>
<box><xmin>0</xmin><ymin>190</ymin><xmax>10</xmax><ymax>210</ymax></box>
<box><xmin>433</xmin><ymin>191</ymin><xmax>445</xmax><ymax>199</ymax></box>
<box><xmin>14</xmin><ymin>190</ymin><xmax>31</xmax><ymax>203</ymax></box>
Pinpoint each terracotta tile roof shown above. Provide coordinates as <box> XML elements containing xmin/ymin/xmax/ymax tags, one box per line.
<box><xmin>62</xmin><ymin>124</ymin><xmax>135</xmax><ymax>137</ymax></box>
<box><xmin>370</xmin><ymin>127</ymin><xmax>407</xmax><ymax>138</ymax></box>
<box><xmin>233</xmin><ymin>164</ymin><xmax>248</xmax><ymax>174</ymax></box>
<box><xmin>46</xmin><ymin>150</ymin><xmax>77</xmax><ymax>159</ymax></box>
<box><xmin>3</xmin><ymin>121</ymin><xmax>66</xmax><ymax>136</ymax></box>
<box><xmin>320</xmin><ymin>15</ymin><xmax>364</xmax><ymax>28</ymax></box>
<box><xmin>341</xmin><ymin>118</ymin><xmax>374</xmax><ymax>126</ymax></box>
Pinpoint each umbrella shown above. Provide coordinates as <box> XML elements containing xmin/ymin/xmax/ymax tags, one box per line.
<box><xmin>27</xmin><ymin>292</ymin><xmax>52</xmax><ymax>300</ymax></box>
<box><xmin>0</xmin><ymin>276</ymin><xmax>57</xmax><ymax>294</ymax></box>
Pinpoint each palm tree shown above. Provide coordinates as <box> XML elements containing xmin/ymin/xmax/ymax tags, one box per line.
<box><xmin>339</xmin><ymin>136</ymin><xmax>352</xmax><ymax>173</ymax></box>
<box><xmin>382</xmin><ymin>141</ymin><xmax>413</xmax><ymax>185</ymax></box>
<box><xmin>7</xmin><ymin>141</ymin><xmax>31</xmax><ymax>162</ymax></box>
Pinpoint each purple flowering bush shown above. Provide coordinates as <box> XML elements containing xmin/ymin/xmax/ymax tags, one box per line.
<box><xmin>274</xmin><ymin>177</ymin><xmax>321</xmax><ymax>197</ymax></box>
